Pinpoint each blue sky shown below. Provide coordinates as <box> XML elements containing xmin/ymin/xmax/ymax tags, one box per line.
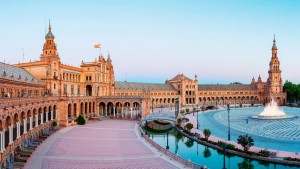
<box><xmin>1</xmin><ymin>0</ymin><xmax>300</xmax><ymax>84</ymax></box>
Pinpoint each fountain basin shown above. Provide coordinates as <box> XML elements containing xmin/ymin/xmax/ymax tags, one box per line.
<box><xmin>251</xmin><ymin>114</ymin><xmax>296</xmax><ymax>120</ymax></box>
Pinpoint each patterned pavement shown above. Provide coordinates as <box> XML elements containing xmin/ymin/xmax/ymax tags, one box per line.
<box><xmin>25</xmin><ymin>120</ymin><xmax>183</xmax><ymax>169</ymax></box>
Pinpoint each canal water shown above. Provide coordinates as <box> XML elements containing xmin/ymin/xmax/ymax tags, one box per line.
<box><xmin>146</xmin><ymin>129</ymin><xmax>298</xmax><ymax>169</ymax></box>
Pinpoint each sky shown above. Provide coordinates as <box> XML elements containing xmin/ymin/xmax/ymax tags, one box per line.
<box><xmin>0</xmin><ymin>0</ymin><xmax>300</xmax><ymax>84</ymax></box>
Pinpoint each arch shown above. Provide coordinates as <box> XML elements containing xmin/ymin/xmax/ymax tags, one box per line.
<box><xmin>99</xmin><ymin>102</ymin><xmax>105</xmax><ymax>116</ymax></box>
<box><xmin>107</xmin><ymin>102</ymin><xmax>114</xmax><ymax>115</ymax></box>
<box><xmin>43</xmin><ymin>106</ymin><xmax>47</xmax><ymax>122</ymax></box>
<box><xmin>276</xmin><ymin>97</ymin><xmax>281</xmax><ymax>105</ymax></box>
<box><xmin>116</xmin><ymin>102</ymin><xmax>122</xmax><ymax>116</ymax></box>
<box><xmin>80</xmin><ymin>102</ymin><xmax>84</xmax><ymax>115</ymax></box>
<box><xmin>48</xmin><ymin>105</ymin><xmax>52</xmax><ymax>121</ymax></box>
<box><xmin>74</xmin><ymin>103</ymin><xmax>77</xmax><ymax>118</ymax></box>
<box><xmin>53</xmin><ymin>105</ymin><xmax>57</xmax><ymax>119</ymax></box>
<box><xmin>68</xmin><ymin>103</ymin><xmax>72</xmax><ymax>120</ymax></box>
<box><xmin>0</xmin><ymin>120</ymin><xmax>2</xmax><ymax>131</ymax></box>
<box><xmin>85</xmin><ymin>102</ymin><xmax>88</xmax><ymax>115</ymax></box>
<box><xmin>6</xmin><ymin>116</ymin><xmax>12</xmax><ymax>128</ymax></box>
<box><xmin>89</xmin><ymin>102</ymin><xmax>92</xmax><ymax>114</ymax></box>
<box><xmin>86</xmin><ymin>85</ymin><xmax>92</xmax><ymax>96</ymax></box>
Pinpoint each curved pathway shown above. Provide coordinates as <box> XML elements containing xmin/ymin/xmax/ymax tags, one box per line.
<box><xmin>25</xmin><ymin>120</ymin><xmax>186</xmax><ymax>169</ymax></box>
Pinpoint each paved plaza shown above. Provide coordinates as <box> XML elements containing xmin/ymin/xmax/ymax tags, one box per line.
<box><xmin>25</xmin><ymin>120</ymin><xmax>184</xmax><ymax>169</ymax></box>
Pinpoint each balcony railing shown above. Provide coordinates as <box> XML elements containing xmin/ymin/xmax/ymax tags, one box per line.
<box><xmin>0</xmin><ymin>96</ymin><xmax>59</xmax><ymax>109</ymax></box>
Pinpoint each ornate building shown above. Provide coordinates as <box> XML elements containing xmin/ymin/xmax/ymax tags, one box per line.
<box><xmin>0</xmin><ymin>23</ymin><xmax>286</xmax><ymax>161</ymax></box>
<box><xmin>115</xmin><ymin>36</ymin><xmax>286</xmax><ymax>107</ymax></box>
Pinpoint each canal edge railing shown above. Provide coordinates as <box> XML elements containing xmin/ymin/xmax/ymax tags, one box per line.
<box><xmin>138</xmin><ymin>126</ymin><xmax>207</xmax><ymax>169</ymax></box>
<box><xmin>175</xmin><ymin>126</ymin><xmax>300</xmax><ymax>167</ymax></box>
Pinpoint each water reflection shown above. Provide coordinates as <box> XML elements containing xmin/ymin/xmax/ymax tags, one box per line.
<box><xmin>145</xmin><ymin>128</ymin><xmax>297</xmax><ymax>169</ymax></box>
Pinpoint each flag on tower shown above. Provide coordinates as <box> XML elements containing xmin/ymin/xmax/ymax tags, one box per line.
<box><xmin>94</xmin><ymin>44</ymin><xmax>101</xmax><ymax>48</ymax></box>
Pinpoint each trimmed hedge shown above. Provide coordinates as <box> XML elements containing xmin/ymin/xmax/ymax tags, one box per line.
<box><xmin>75</xmin><ymin>115</ymin><xmax>86</xmax><ymax>125</ymax></box>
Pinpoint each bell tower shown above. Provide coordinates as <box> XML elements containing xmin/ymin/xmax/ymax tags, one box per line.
<box><xmin>40</xmin><ymin>20</ymin><xmax>60</xmax><ymax>61</ymax></box>
<box><xmin>267</xmin><ymin>35</ymin><xmax>283</xmax><ymax>94</ymax></box>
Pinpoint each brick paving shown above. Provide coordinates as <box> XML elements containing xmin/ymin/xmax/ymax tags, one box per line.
<box><xmin>25</xmin><ymin>120</ymin><xmax>183</xmax><ymax>169</ymax></box>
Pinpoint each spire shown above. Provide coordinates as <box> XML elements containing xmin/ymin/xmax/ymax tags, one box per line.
<box><xmin>107</xmin><ymin>51</ymin><xmax>111</xmax><ymax>62</ymax></box>
<box><xmin>258</xmin><ymin>74</ymin><xmax>262</xmax><ymax>83</ymax></box>
<box><xmin>272</xmin><ymin>34</ymin><xmax>277</xmax><ymax>50</ymax></box>
<box><xmin>251</xmin><ymin>76</ymin><xmax>256</xmax><ymax>84</ymax></box>
<box><xmin>48</xmin><ymin>19</ymin><xmax>52</xmax><ymax>32</ymax></box>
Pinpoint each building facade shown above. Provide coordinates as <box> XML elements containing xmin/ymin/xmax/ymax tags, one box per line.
<box><xmin>115</xmin><ymin>36</ymin><xmax>286</xmax><ymax>107</ymax></box>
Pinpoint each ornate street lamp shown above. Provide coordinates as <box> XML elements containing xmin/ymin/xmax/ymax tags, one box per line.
<box><xmin>227</xmin><ymin>104</ymin><xmax>231</xmax><ymax>141</ymax></box>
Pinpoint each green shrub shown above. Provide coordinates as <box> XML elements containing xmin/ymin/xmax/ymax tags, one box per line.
<box><xmin>180</xmin><ymin>110</ymin><xmax>185</xmax><ymax>114</ymax></box>
<box><xmin>217</xmin><ymin>141</ymin><xmax>227</xmax><ymax>147</ymax></box>
<box><xmin>259</xmin><ymin>149</ymin><xmax>271</xmax><ymax>157</ymax></box>
<box><xmin>75</xmin><ymin>115</ymin><xmax>86</xmax><ymax>125</ymax></box>
<box><xmin>193</xmin><ymin>108</ymin><xmax>196</xmax><ymax>112</ymax></box>
<box><xmin>52</xmin><ymin>121</ymin><xmax>57</xmax><ymax>127</ymax></box>
<box><xmin>186</xmin><ymin>108</ymin><xmax>189</xmax><ymax>113</ymax></box>
<box><xmin>226</xmin><ymin>144</ymin><xmax>235</xmax><ymax>150</ymax></box>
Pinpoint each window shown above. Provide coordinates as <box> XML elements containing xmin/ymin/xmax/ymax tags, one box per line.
<box><xmin>64</xmin><ymin>84</ymin><xmax>67</xmax><ymax>94</ymax></box>
<box><xmin>77</xmin><ymin>85</ymin><xmax>80</xmax><ymax>95</ymax></box>
<box><xmin>54</xmin><ymin>83</ymin><xmax>56</xmax><ymax>89</ymax></box>
<box><xmin>71</xmin><ymin>85</ymin><xmax>74</xmax><ymax>95</ymax></box>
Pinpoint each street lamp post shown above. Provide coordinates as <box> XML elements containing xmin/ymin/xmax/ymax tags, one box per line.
<box><xmin>222</xmin><ymin>146</ymin><xmax>227</xmax><ymax>169</ymax></box>
<box><xmin>227</xmin><ymin>104</ymin><xmax>231</xmax><ymax>141</ymax></box>
<box><xmin>196</xmin><ymin>104</ymin><xmax>199</xmax><ymax>129</ymax></box>
<box><xmin>152</xmin><ymin>99</ymin><xmax>154</xmax><ymax>113</ymax></box>
<box><xmin>193</xmin><ymin>105</ymin><xmax>195</xmax><ymax>116</ymax></box>
<box><xmin>166</xmin><ymin>131</ymin><xmax>169</xmax><ymax>150</ymax></box>
<box><xmin>145</xmin><ymin>120</ymin><xmax>148</xmax><ymax>135</ymax></box>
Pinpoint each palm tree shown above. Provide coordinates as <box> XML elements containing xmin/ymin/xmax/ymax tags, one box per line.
<box><xmin>237</xmin><ymin>134</ymin><xmax>254</xmax><ymax>152</ymax></box>
<box><xmin>203</xmin><ymin>146</ymin><xmax>211</xmax><ymax>158</ymax></box>
<box><xmin>184</xmin><ymin>123</ymin><xmax>193</xmax><ymax>132</ymax></box>
<box><xmin>185</xmin><ymin>138</ymin><xmax>194</xmax><ymax>148</ymax></box>
<box><xmin>203</xmin><ymin>128</ymin><xmax>211</xmax><ymax>141</ymax></box>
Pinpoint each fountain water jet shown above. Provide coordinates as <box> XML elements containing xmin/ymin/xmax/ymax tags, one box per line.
<box><xmin>251</xmin><ymin>99</ymin><xmax>294</xmax><ymax>120</ymax></box>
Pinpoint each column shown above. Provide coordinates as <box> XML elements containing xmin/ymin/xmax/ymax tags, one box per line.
<box><xmin>0</xmin><ymin>131</ymin><xmax>4</xmax><ymax>153</ymax></box>
<box><xmin>41</xmin><ymin>113</ymin><xmax>44</xmax><ymax>124</ymax></box>
<box><xmin>17</xmin><ymin>122</ymin><xmax>20</xmax><ymax>138</ymax></box>
<box><xmin>113</xmin><ymin>107</ymin><xmax>115</xmax><ymax>117</ymax></box>
<box><xmin>51</xmin><ymin>111</ymin><xmax>53</xmax><ymax>120</ymax></box>
<box><xmin>130</xmin><ymin>107</ymin><xmax>133</xmax><ymax>118</ymax></box>
<box><xmin>9</xmin><ymin>125</ymin><xmax>13</xmax><ymax>144</ymax></box>
<box><xmin>30</xmin><ymin>117</ymin><xmax>33</xmax><ymax>130</ymax></box>
<box><xmin>35</xmin><ymin>115</ymin><xmax>38</xmax><ymax>127</ymax></box>
<box><xmin>23</xmin><ymin>119</ymin><xmax>27</xmax><ymax>134</ymax></box>
<box><xmin>46</xmin><ymin>112</ymin><xmax>49</xmax><ymax>122</ymax></box>
<box><xmin>2</xmin><ymin>130</ymin><xmax>5</xmax><ymax>150</ymax></box>
<box><xmin>105</xmin><ymin>107</ymin><xmax>107</xmax><ymax>116</ymax></box>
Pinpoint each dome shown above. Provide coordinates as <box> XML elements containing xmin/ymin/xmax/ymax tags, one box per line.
<box><xmin>45</xmin><ymin>31</ymin><xmax>55</xmax><ymax>38</ymax></box>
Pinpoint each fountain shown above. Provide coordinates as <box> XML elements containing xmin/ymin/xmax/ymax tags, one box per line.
<box><xmin>251</xmin><ymin>99</ymin><xmax>295</xmax><ymax>120</ymax></box>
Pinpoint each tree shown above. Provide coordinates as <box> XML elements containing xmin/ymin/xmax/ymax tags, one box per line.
<box><xmin>185</xmin><ymin>138</ymin><xmax>194</xmax><ymax>148</ymax></box>
<box><xmin>238</xmin><ymin>159</ymin><xmax>254</xmax><ymax>169</ymax></box>
<box><xmin>184</xmin><ymin>123</ymin><xmax>193</xmax><ymax>132</ymax></box>
<box><xmin>75</xmin><ymin>114</ymin><xmax>86</xmax><ymax>125</ymax></box>
<box><xmin>237</xmin><ymin>134</ymin><xmax>254</xmax><ymax>152</ymax></box>
<box><xmin>177</xmin><ymin>118</ymin><xmax>183</xmax><ymax>125</ymax></box>
<box><xmin>203</xmin><ymin>146</ymin><xmax>211</xmax><ymax>158</ymax></box>
<box><xmin>203</xmin><ymin>128</ymin><xmax>211</xmax><ymax>141</ymax></box>
<box><xmin>283</xmin><ymin>80</ymin><xmax>300</xmax><ymax>103</ymax></box>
